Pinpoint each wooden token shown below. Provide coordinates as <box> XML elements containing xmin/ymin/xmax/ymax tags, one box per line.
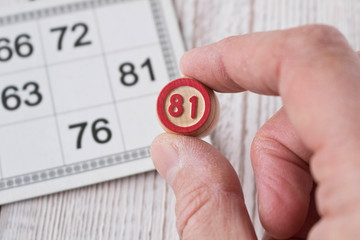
<box><xmin>157</xmin><ymin>77</ymin><xmax>219</xmax><ymax>138</ymax></box>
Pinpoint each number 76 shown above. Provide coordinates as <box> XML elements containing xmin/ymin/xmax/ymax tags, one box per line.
<box><xmin>68</xmin><ymin>118</ymin><xmax>112</xmax><ymax>149</ymax></box>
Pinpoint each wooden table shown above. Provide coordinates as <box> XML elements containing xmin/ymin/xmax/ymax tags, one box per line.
<box><xmin>0</xmin><ymin>0</ymin><xmax>359</xmax><ymax>239</ymax></box>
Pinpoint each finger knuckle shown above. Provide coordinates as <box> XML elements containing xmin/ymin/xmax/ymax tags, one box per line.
<box><xmin>251</xmin><ymin>134</ymin><xmax>266</xmax><ymax>165</ymax></box>
<box><xmin>301</xmin><ymin>24</ymin><xmax>343</xmax><ymax>44</ymax></box>
<box><xmin>285</xmin><ymin>24</ymin><xmax>346</xmax><ymax>55</ymax></box>
<box><xmin>214</xmin><ymin>36</ymin><xmax>243</xmax><ymax>91</ymax></box>
<box><xmin>251</xmin><ymin>129</ymin><xmax>278</xmax><ymax>166</ymax></box>
<box><xmin>309</xmin><ymin>214</ymin><xmax>360</xmax><ymax>240</ymax></box>
<box><xmin>308</xmin><ymin>220</ymin><xmax>333</xmax><ymax>240</ymax></box>
<box><xmin>315</xmin><ymin>183</ymin><xmax>333</xmax><ymax>216</ymax></box>
<box><xmin>316</xmin><ymin>171</ymin><xmax>360</xmax><ymax>216</ymax></box>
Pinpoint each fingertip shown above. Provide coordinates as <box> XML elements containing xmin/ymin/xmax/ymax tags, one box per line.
<box><xmin>151</xmin><ymin>132</ymin><xmax>174</xmax><ymax>146</ymax></box>
<box><xmin>179</xmin><ymin>51</ymin><xmax>188</xmax><ymax>75</ymax></box>
<box><xmin>151</xmin><ymin>134</ymin><xmax>180</xmax><ymax>185</ymax></box>
<box><xmin>179</xmin><ymin>47</ymin><xmax>204</xmax><ymax>78</ymax></box>
<box><xmin>151</xmin><ymin>133</ymin><xmax>242</xmax><ymax>193</ymax></box>
<box><xmin>179</xmin><ymin>39</ymin><xmax>245</xmax><ymax>93</ymax></box>
<box><xmin>151</xmin><ymin>134</ymin><xmax>220</xmax><ymax>185</ymax></box>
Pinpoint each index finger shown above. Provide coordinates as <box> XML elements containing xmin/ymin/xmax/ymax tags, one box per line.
<box><xmin>180</xmin><ymin>25</ymin><xmax>360</xmax><ymax>152</ymax></box>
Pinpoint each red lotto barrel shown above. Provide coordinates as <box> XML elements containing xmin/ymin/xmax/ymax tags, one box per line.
<box><xmin>157</xmin><ymin>78</ymin><xmax>219</xmax><ymax>138</ymax></box>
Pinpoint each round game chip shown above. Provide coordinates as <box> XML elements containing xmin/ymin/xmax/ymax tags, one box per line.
<box><xmin>157</xmin><ymin>77</ymin><xmax>219</xmax><ymax>137</ymax></box>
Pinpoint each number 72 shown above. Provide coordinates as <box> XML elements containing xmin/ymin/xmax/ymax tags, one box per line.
<box><xmin>50</xmin><ymin>22</ymin><xmax>92</xmax><ymax>51</ymax></box>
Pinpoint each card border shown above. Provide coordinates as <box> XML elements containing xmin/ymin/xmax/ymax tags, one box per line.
<box><xmin>0</xmin><ymin>0</ymin><xmax>180</xmax><ymax>193</ymax></box>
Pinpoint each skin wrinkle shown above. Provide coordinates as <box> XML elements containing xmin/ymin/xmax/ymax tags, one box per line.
<box><xmin>253</xmin><ymin>135</ymin><xmax>310</xmax><ymax>172</ymax></box>
<box><xmin>256</xmin><ymin>160</ymin><xmax>311</xmax><ymax>206</ymax></box>
<box><xmin>213</xmin><ymin>39</ymin><xmax>243</xmax><ymax>93</ymax></box>
<box><xmin>177</xmin><ymin>149</ymin><xmax>243</xmax><ymax>196</ymax></box>
<box><xmin>176</xmin><ymin>182</ymin><xmax>212</xmax><ymax>238</ymax></box>
<box><xmin>171</xmin><ymin>135</ymin><xmax>250</xmax><ymax>239</ymax></box>
<box><xmin>258</xmin><ymin>151</ymin><xmax>312</xmax><ymax>194</ymax></box>
<box><xmin>252</xmin><ymin>35</ymin><xmax>280</xmax><ymax>95</ymax></box>
<box><xmin>262</xmin><ymin>115</ymin><xmax>313</xmax><ymax>160</ymax></box>
<box><xmin>216</xmin><ymin>193</ymin><xmax>246</xmax><ymax>236</ymax></box>
<box><xmin>258</xmin><ymin>178</ymin><xmax>287</xmax><ymax>234</ymax></box>
<box><xmin>181</xmin><ymin>192</ymin><xmax>248</xmax><ymax>240</ymax></box>
<box><xmin>156</xmin><ymin>134</ymin><xmax>241</xmax><ymax>195</ymax></box>
<box><xmin>259</xmin><ymin>174</ymin><xmax>314</xmax><ymax>239</ymax></box>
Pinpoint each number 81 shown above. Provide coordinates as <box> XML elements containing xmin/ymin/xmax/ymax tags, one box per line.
<box><xmin>168</xmin><ymin>94</ymin><xmax>198</xmax><ymax>119</ymax></box>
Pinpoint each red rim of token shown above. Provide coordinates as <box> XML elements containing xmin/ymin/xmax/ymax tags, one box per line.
<box><xmin>157</xmin><ymin>78</ymin><xmax>211</xmax><ymax>134</ymax></box>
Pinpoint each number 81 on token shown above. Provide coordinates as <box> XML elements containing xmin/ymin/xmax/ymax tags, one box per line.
<box><xmin>157</xmin><ymin>78</ymin><xmax>219</xmax><ymax>138</ymax></box>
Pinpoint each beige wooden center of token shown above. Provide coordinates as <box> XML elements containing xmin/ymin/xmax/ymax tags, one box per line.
<box><xmin>164</xmin><ymin>86</ymin><xmax>206</xmax><ymax>127</ymax></box>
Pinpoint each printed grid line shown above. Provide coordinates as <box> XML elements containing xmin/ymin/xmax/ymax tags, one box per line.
<box><xmin>0</xmin><ymin>92</ymin><xmax>159</xmax><ymax>129</ymax></box>
<box><xmin>92</xmin><ymin>7</ymin><xmax>127</xmax><ymax>151</ymax></box>
<box><xmin>0</xmin><ymin>42</ymin><xmax>159</xmax><ymax>78</ymax></box>
<box><xmin>0</xmin><ymin>0</ymin><xmax>179</xmax><ymax>191</ymax></box>
<box><xmin>35</xmin><ymin>20</ymin><xmax>66</xmax><ymax>165</ymax></box>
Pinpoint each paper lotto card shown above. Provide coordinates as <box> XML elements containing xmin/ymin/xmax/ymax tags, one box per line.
<box><xmin>0</xmin><ymin>0</ymin><xmax>184</xmax><ymax>204</ymax></box>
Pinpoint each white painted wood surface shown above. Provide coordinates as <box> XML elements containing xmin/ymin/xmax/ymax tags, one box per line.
<box><xmin>0</xmin><ymin>0</ymin><xmax>359</xmax><ymax>239</ymax></box>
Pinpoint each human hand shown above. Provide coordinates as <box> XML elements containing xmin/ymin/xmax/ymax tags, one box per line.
<box><xmin>151</xmin><ymin>25</ymin><xmax>360</xmax><ymax>240</ymax></box>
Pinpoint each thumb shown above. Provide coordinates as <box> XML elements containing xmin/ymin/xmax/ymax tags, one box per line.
<box><xmin>151</xmin><ymin>133</ymin><xmax>256</xmax><ymax>240</ymax></box>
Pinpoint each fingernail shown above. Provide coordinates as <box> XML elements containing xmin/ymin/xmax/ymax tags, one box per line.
<box><xmin>179</xmin><ymin>52</ymin><xmax>189</xmax><ymax>74</ymax></box>
<box><xmin>150</xmin><ymin>142</ymin><xmax>179</xmax><ymax>185</ymax></box>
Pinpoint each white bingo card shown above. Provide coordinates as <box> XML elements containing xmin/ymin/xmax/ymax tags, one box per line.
<box><xmin>0</xmin><ymin>0</ymin><xmax>184</xmax><ymax>204</ymax></box>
